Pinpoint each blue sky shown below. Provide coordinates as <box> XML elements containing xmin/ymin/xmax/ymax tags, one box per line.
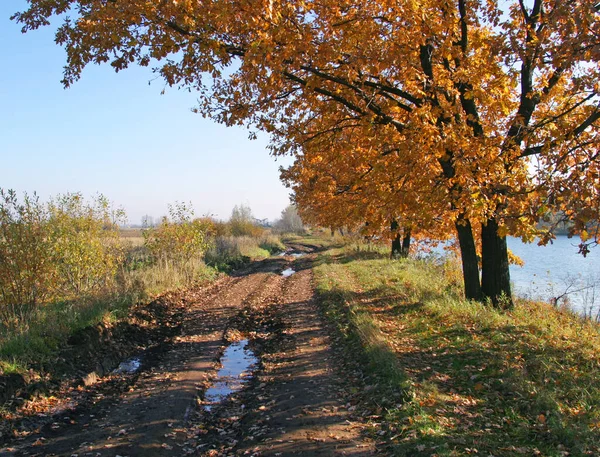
<box><xmin>0</xmin><ymin>2</ymin><xmax>293</xmax><ymax>224</ymax></box>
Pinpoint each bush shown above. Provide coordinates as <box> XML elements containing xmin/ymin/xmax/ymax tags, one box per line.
<box><xmin>259</xmin><ymin>234</ymin><xmax>286</xmax><ymax>254</ymax></box>
<box><xmin>0</xmin><ymin>190</ymin><xmax>125</xmax><ymax>326</ymax></box>
<box><xmin>47</xmin><ymin>193</ymin><xmax>125</xmax><ymax>298</ymax></box>
<box><xmin>0</xmin><ymin>190</ymin><xmax>53</xmax><ymax>324</ymax></box>
<box><xmin>204</xmin><ymin>236</ymin><xmax>247</xmax><ymax>271</ymax></box>
<box><xmin>143</xmin><ymin>202</ymin><xmax>212</xmax><ymax>283</ymax></box>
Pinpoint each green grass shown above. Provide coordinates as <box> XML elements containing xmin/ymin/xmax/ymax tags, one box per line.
<box><xmin>0</xmin><ymin>293</ymin><xmax>133</xmax><ymax>374</ymax></box>
<box><xmin>314</xmin><ymin>244</ymin><xmax>600</xmax><ymax>457</ymax></box>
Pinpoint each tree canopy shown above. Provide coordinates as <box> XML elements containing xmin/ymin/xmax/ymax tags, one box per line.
<box><xmin>14</xmin><ymin>0</ymin><xmax>600</xmax><ymax>305</ymax></box>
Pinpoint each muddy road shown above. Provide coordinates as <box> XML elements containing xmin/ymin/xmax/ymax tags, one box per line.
<box><xmin>1</xmin><ymin>247</ymin><xmax>377</xmax><ymax>456</ymax></box>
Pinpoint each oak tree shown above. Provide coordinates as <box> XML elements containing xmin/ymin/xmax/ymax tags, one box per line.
<box><xmin>14</xmin><ymin>0</ymin><xmax>600</xmax><ymax>306</ymax></box>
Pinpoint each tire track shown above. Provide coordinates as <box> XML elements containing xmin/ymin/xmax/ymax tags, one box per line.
<box><xmin>3</xmin><ymin>261</ymin><xmax>285</xmax><ymax>457</ymax></box>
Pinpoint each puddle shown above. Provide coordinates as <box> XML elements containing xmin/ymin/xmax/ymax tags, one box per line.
<box><xmin>204</xmin><ymin>339</ymin><xmax>257</xmax><ymax>411</ymax></box>
<box><xmin>274</xmin><ymin>251</ymin><xmax>305</xmax><ymax>258</ymax></box>
<box><xmin>281</xmin><ymin>268</ymin><xmax>296</xmax><ymax>277</ymax></box>
<box><xmin>113</xmin><ymin>358</ymin><xmax>142</xmax><ymax>374</ymax></box>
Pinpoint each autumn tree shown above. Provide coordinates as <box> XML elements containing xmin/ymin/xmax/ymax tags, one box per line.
<box><xmin>280</xmin><ymin>122</ymin><xmax>454</xmax><ymax>257</ymax></box>
<box><xmin>13</xmin><ymin>0</ymin><xmax>600</xmax><ymax>306</ymax></box>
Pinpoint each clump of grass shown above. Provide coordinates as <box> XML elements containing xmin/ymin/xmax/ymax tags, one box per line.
<box><xmin>314</xmin><ymin>244</ymin><xmax>600</xmax><ymax>457</ymax></box>
<box><xmin>259</xmin><ymin>233</ymin><xmax>286</xmax><ymax>254</ymax></box>
<box><xmin>205</xmin><ymin>234</ymin><xmax>285</xmax><ymax>271</ymax></box>
<box><xmin>0</xmin><ymin>292</ymin><xmax>133</xmax><ymax>373</ymax></box>
<box><xmin>123</xmin><ymin>256</ymin><xmax>217</xmax><ymax>297</ymax></box>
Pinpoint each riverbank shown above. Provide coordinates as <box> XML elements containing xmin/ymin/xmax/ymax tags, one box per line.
<box><xmin>314</xmin><ymin>243</ymin><xmax>600</xmax><ymax>456</ymax></box>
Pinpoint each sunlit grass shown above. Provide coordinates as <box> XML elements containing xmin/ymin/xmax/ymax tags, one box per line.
<box><xmin>314</xmin><ymin>244</ymin><xmax>600</xmax><ymax>456</ymax></box>
<box><xmin>0</xmin><ymin>231</ymin><xmax>285</xmax><ymax>378</ymax></box>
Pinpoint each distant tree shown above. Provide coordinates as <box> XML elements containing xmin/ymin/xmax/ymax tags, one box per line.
<box><xmin>274</xmin><ymin>205</ymin><xmax>305</xmax><ymax>234</ymax></box>
<box><xmin>230</xmin><ymin>204</ymin><xmax>262</xmax><ymax>237</ymax></box>
<box><xmin>231</xmin><ymin>204</ymin><xmax>254</xmax><ymax>224</ymax></box>
<box><xmin>141</xmin><ymin>215</ymin><xmax>154</xmax><ymax>228</ymax></box>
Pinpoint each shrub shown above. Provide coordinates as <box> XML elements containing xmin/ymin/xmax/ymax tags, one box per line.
<box><xmin>0</xmin><ymin>190</ymin><xmax>53</xmax><ymax>324</ymax></box>
<box><xmin>259</xmin><ymin>234</ymin><xmax>286</xmax><ymax>254</ymax></box>
<box><xmin>46</xmin><ymin>193</ymin><xmax>125</xmax><ymax>298</ymax></box>
<box><xmin>204</xmin><ymin>236</ymin><xmax>246</xmax><ymax>271</ymax></box>
<box><xmin>0</xmin><ymin>190</ymin><xmax>125</xmax><ymax>326</ymax></box>
<box><xmin>143</xmin><ymin>202</ymin><xmax>212</xmax><ymax>282</ymax></box>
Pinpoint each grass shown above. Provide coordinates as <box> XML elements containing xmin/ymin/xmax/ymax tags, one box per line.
<box><xmin>0</xmin><ymin>293</ymin><xmax>133</xmax><ymax>375</ymax></box>
<box><xmin>0</xmin><ymin>244</ymin><xmax>216</xmax><ymax>377</ymax></box>
<box><xmin>314</xmin><ymin>244</ymin><xmax>600</xmax><ymax>457</ymax></box>
<box><xmin>0</xmin><ymin>231</ymin><xmax>285</xmax><ymax>378</ymax></box>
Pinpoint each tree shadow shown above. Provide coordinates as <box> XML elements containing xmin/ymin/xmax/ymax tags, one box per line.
<box><xmin>315</xmin><ymin>281</ymin><xmax>600</xmax><ymax>456</ymax></box>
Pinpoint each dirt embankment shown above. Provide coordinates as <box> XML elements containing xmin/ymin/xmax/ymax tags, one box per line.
<box><xmin>1</xmin><ymin>248</ymin><xmax>378</xmax><ymax>457</ymax></box>
<box><xmin>0</xmin><ymin>288</ymin><xmax>191</xmax><ymax>445</ymax></box>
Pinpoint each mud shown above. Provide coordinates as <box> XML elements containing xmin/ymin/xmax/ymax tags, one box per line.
<box><xmin>0</xmin><ymin>248</ymin><xmax>378</xmax><ymax>456</ymax></box>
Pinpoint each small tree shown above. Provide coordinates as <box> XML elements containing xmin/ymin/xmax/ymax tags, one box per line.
<box><xmin>0</xmin><ymin>189</ymin><xmax>53</xmax><ymax>324</ymax></box>
<box><xmin>230</xmin><ymin>204</ymin><xmax>262</xmax><ymax>237</ymax></box>
<box><xmin>47</xmin><ymin>193</ymin><xmax>126</xmax><ymax>297</ymax></box>
<box><xmin>143</xmin><ymin>202</ymin><xmax>212</xmax><ymax>280</ymax></box>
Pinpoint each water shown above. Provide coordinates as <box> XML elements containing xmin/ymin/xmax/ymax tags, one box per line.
<box><xmin>281</xmin><ymin>268</ymin><xmax>296</xmax><ymax>277</ymax></box>
<box><xmin>113</xmin><ymin>358</ymin><xmax>142</xmax><ymax>374</ymax></box>
<box><xmin>274</xmin><ymin>251</ymin><xmax>305</xmax><ymax>258</ymax></box>
<box><xmin>508</xmin><ymin>236</ymin><xmax>600</xmax><ymax>315</ymax></box>
<box><xmin>203</xmin><ymin>339</ymin><xmax>257</xmax><ymax>411</ymax></box>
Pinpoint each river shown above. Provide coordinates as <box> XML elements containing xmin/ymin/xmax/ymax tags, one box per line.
<box><xmin>508</xmin><ymin>236</ymin><xmax>600</xmax><ymax>317</ymax></box>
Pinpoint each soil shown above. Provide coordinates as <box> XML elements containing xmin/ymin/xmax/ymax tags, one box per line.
<box><xmin>0</xmin><ymin>246</ymin><xmax>379</xmax><ymax>456</ymax></box>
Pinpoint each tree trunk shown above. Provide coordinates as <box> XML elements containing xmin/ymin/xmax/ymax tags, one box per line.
<box><xmin>454</xmin><ymin>219</ymin><xmax>483</xmax><ymax>301</ymax></box>
<box><xmin>400</xmin><ymin>228</ymin><xmax>411</xmax><ymax>258</ymax></box>
<box><xmin>390</xmin><ymin>220</ymin><xmax>402</xmax><ymax>258</ymax></box>
<box><xmin>481</xmin><ymin>218</ymin><xmax>513</xmax><ymax>308</ymax></box>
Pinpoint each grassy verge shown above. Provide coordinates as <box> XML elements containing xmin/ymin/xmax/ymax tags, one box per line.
<box><xmin>0</xmin><ymin>260</ymin><xmax>216</xmax><ymax>377</ymax></box>
<box><xmin>282</xmin><ymin>231</ymin><xmax>348</xmax><ymax>250</ymax></box>
<box><xmin>0</xmin><ymin>232</ymin><xmax>285</xmax><ymax>378</ymax></box>
<box><xmin>314</xmin><ymin>244</ymin><xmax>600</xmax><ymax>457</ymax></box>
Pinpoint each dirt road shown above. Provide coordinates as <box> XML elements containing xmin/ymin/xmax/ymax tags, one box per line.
<box><xmin>1</xmin><ymin>248</ymin><xmax>377</xmax><ymax>456</ymax></box>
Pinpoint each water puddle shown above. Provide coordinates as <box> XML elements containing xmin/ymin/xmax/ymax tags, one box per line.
<box><xmin>281</xmin><ymin>268</ymin><xmax>296</xmax><ymax>277</ymax></box>
<box><xmin>274</xmin><ymin>251</ymin><xmax>305</xmax><ymax>258</ymax></box>
<box><xmin>113</xmin><ymin>357</ymin><xmax>142</xmax><ymax>374</ymax></box>
<box><xmin>203</xmin><ymin>339</ymin><xmax>257</xmax><ymax>411</ymax></box>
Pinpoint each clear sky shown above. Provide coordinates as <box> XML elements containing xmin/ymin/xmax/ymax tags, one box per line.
<box><xmin>0</xmin><ymin>2</ymin><xmax>293</xmax><ymax>224</ymax></box>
